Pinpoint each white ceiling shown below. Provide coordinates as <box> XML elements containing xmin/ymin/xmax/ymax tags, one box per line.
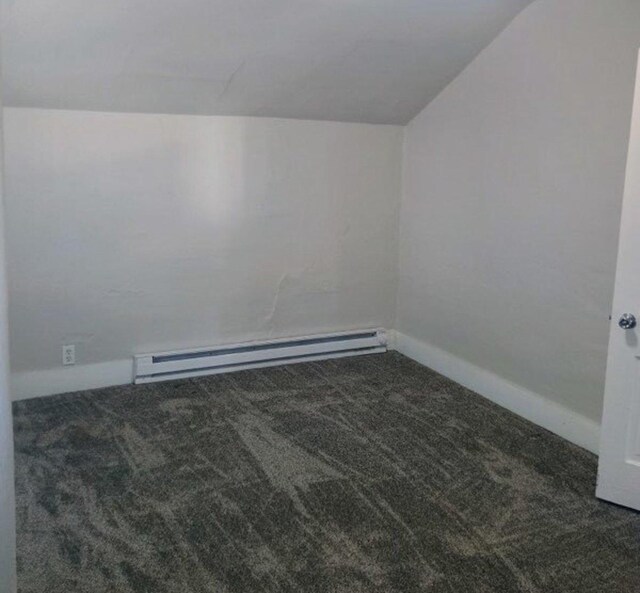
<box><xmin>1</xmin><ymin>0</ymin><xmax>533</xmax><ymax>125</ymax></box>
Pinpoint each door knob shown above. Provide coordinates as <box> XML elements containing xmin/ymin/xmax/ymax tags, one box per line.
<box><xmin>619</xmin><ymin>313</ymin><xmax>637</xmax><ymax>330</ymax></box>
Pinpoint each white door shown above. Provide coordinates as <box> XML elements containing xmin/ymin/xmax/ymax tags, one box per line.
<box><xmin>597</xmin><ymin>51</ymin><xmax>640</xmax><ymax>511</ymax></box>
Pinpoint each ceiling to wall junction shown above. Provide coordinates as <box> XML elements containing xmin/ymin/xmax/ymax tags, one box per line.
<box><xmin>1</xmin><ymin>0</ymin><xmax>533</xmax><ymax>124</ymax></box>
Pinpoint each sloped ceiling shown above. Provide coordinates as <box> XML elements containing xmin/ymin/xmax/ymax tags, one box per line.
<box><xmin>1</xmin><ymin>0</ymin><xmax>534</xmax><ymax>125</ymax></box>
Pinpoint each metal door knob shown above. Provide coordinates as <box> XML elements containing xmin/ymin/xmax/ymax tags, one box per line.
<box><xmin>619</xmin><ymin>314</ymin><xmax>637</xmax><ymax>330</ymax></box>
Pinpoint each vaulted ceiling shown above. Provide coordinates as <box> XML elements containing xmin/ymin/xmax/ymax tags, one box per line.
<box><xmin>1</xmin><ymin>0</ymin><xmax>533</xmax><ymax>125</ymax></box>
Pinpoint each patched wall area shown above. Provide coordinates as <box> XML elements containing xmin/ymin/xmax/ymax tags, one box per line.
<box><xmin>3</xmin><ymin>109</ymin><xmax>402</xmax><ymax>396</ymax></box>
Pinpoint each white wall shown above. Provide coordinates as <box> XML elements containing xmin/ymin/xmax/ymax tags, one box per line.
<box><xmin>5</xmin><ymin>0</ymin><xmax>639</xmax><ymax>453</ymax></box>
<box><xmin>0</xmin><ymin>47</ymin><xmax>18</xmax><ymax>593</ymax></box>
<box><xmin>3</xmin><ymin>109</ymin><xmax>402</xmax><ymax>398</ymax></box>
<box><xmin>397</xmin><ymin>0</ymin><xmax>640</xmax><ymax>430</ymax></box>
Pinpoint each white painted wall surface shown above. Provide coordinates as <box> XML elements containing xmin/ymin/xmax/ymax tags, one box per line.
<box><xmin>0</xmin><ymin>51</ymin><xmax>18</xmax><ymax>593</ymax></box>
<box><xmin>397</xmin><ymin>0</ymin><xmax>640</xmax><ymax>425</ymax></box>
<box><xmin>3</xmin><ymin>109</ymin><xmax>402</xmax><ymax>398</ymax></box>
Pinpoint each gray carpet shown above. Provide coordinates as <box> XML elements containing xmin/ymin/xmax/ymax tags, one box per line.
<box><xmin>13</xmin><ymin>352</ymin><xmax>640</xmax><ymax>593</ymax></box>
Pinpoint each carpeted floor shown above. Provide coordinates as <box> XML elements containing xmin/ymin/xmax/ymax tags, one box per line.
<box><xmin>13</xmin><ymin>352</ymin><xmax>640</xmax><ymax>593</ymax></box>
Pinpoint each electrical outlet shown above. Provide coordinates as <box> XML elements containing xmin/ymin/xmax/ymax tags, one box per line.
<box><xmin>62</xmin><ymin>344</ymin><xmax>75</xmax><ymax>366</ymax></box>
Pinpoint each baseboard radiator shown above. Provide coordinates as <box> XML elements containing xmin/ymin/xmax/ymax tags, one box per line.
<box><xmin>133</xmin><ymin>329</ymin><xmax>388</xmax><ymax>384</ymax></box>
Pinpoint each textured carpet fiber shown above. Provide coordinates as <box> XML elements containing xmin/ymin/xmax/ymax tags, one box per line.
<box><xmin>13</xmin><ymin>352</ymin><xmax>640</xmax><ymax>593</ymax></box>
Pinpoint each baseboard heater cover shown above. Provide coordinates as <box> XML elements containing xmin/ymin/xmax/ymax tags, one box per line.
<box><xmin>133</xmin><ymin>329</ymin><xmax>388</xmax><ymax>384</ymax></box>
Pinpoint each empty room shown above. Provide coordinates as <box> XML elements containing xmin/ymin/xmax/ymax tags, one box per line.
<box><xmin>1</xmin><ymin>1</ymin><xmax>640</xmax><ymax>591</ymax></box>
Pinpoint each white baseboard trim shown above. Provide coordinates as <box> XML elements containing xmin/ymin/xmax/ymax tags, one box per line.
<box><xmin>394</xmin><ymin>332</ymin><xmax>601</xmax><ymax>455</ymax></box>
<box><xmin>12</xmin><ymin>333</ymin><xmax>601</xmax><ymax>454</ymax></box>
<box><xmin>386</xmin><ymin>329</ymin><xmax>399</xmax><ymax>351</ymax></box>
<box><xmin>11</xmin><ymin>360</ymin><xmax>132</xmax><ymax>402</ymax></box>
